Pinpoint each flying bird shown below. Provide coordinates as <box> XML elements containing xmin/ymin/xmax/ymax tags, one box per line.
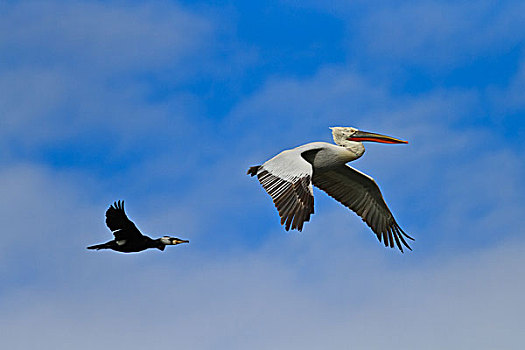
<box><xmin>247</xmin><ymin>127</ymin><xmax>413</xmax><ymax>252</ymax></box>
<box><xmin>87</xmin><ymin>200</ymin><xmax>189</xmax><ymax>253</ymax></box>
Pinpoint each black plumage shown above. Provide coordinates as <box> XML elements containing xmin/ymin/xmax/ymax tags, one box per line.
<box><xmin>87</xmin><ymin>200</ymin><xmax>189</xmax><ymax>253</ymax></box>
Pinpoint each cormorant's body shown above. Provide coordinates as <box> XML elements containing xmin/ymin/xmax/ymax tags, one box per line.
<box><xmin>87</xmin><ymin>235</ymin><xmax>168</xmax><ymax>253</ymax></box>
<box><xmin>87</xmin><ymin>200</ymin><xmax>189</xmax><ymax>253</ymax></box>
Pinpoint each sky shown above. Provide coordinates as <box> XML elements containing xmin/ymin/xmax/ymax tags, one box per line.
<box><xmin>1</xmin><ymin>0</ymin><xmax>525</xmax><ymax>348</ymax></box>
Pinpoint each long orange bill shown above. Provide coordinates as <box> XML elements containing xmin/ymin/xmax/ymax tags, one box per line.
<box><xmin>348</xmin><ymin>130</ymin><xmax>408</xmax><ymax>144</ymax></box>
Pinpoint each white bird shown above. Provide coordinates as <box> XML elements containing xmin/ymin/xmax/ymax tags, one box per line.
<box><xmin>247</xmin><ymin>127</ymin><xmax>413</xmax><ymax>252</ymax></box>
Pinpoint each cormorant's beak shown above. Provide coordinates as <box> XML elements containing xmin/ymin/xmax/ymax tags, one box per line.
<box><xmin>172</xmin><ymin>238</ymin><xmax>189</xmax><ymax>245</ymax></box>
<box><xmin>348</xmin><ymin>130</ymin><xmax>408</xmax><ymax>144</ymax></box>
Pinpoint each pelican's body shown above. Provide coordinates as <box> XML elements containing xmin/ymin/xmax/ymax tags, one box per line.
<box><xmin>283</xmin><ymin>141</ymin><xmax>363</xmax><ymax>168</ymax></box>
<box><xmin>87</xmin><ymin>200</ymin><xmax>189</xmax><ymax>253</ymax></box>
<box><xmin>248</xmin><ymin>127</ymin><xmax>413</xmax><ymax>252</ymax></box>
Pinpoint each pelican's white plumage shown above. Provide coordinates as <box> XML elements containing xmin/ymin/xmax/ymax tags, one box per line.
<box><xmin>248</xmin><ymin>127</ymin><xmax>413</xmax><ymax>252</ymax></box>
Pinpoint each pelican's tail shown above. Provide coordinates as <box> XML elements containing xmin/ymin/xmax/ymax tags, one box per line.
<box><xmin>247</xmin><ymin>165</ymin><xmax>261</xmax><ymax>176</ymax></box>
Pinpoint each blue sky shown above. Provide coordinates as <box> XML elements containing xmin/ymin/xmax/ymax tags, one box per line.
<box><xmin>1</xmin><ymin>0</ymin><xmax>525</xmax><ymax>348</ymax></box>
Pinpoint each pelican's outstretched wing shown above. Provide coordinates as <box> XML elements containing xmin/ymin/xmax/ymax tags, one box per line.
<box><xmin>248</xmin><ymin>148</ymin><xmax>315</xmax><ymax>231</ymax></box>
<box><xmin>105</xmin><ymin>200</ymin><xmax>143</xmax><ymax>240</ymax></box>
<box><xmin>312</xmin><ymin>165</ymin><xmax>414</xmax><ymax>252</ymax></box>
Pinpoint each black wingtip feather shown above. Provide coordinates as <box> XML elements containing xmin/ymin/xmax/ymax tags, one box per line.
<box><xmin>402</xmin><ymin>230</ymin><xmax>415</xmax><ymax>241</ymax></box>
<box><xmin>247</xmin><ymin>166</ymin><xmax>261</xmax><ymax>176</ymax></box>
<box><xmin>394</xmin><ymin>226</ymin><xmax>413</xmax><ymax>251</ymax></box>
<box><xmin>391</xmin><ymin>227</ymin><xmax>404</xmax><ymax>253</ymax></box>
<box><xmin>111</xmin><ymin>200</ymin><xmax>125</xmax><ymax>212</ymax></box>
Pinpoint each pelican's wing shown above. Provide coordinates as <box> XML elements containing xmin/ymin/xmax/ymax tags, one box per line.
<box><xmin>248</xmin><ymin>149</ymin><xmax>315</xmax><ymax>231</ymax></box>
<box><xmin>312</xmin><ymin>165</ymin><xmax>413</xmax><ymax>252</ymax></box>
<box><xmin>105</xmin><ymin>200</ymin><xmax>143</xmax><ymax>240</ymax></box>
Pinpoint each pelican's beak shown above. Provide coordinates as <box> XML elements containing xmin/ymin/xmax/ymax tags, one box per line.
<box><xmin>348</xmin><ymin>130</ymin><xmax>408</xmax><ymax>144</ymax></box>
<box><xmin>172</xmin><ymin>238</ymin><xmax>190</xmax><ymax>245</ymax></box>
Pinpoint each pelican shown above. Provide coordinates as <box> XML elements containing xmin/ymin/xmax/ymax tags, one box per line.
<box><xmin>247</xmin><ymin>127</ymin><xmax>413</xmax><ymax>252</ymax></box>
<box><xmin>87</xmin><ymin>200</ymin><xmax>189</xmax><ymax>253</ymax></box>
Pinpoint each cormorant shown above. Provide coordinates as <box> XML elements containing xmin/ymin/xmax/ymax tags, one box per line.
<box><xmin>87</xmin><ymin>200</ymin><xmax>189</xmax><ymax>253</ymax></box>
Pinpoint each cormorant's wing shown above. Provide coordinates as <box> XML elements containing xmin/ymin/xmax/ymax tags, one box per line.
<box><xmin>248</xmin><ymin>148</ymin><xmax>315</xmax><ymax>231</ymax></box>
<box><xmin>105</xmin><ymin>200</ymin><xmax>144</xmax><ymax>240</ymax></box>
<box><xmin>312</xmin><ymin>165</ymin><xmax>414</xmax><ymax>252</ymax></box>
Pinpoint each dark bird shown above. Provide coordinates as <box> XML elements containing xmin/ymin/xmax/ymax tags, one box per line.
<box><xmin>87</xmin><ymin>200</ymin><xmax>189</xmax><ymax>253</ymax></box>
<box><xmin>248</xmin><ymin>127</ymin><xmax>413</xmax><ymax>252</ymax></box>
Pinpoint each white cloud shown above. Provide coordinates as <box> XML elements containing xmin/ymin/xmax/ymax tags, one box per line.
<box><xmin>0</xmin><ymin>1</ymin><xmax>212</xmax><ymax>152</ymax></box>
<box><xmin>1</xmin><ymin>222</ymin><xmax>524</xmax><ymax>349</ymax></box>
<box><xmin>0</xmin><ymin>164</ymin><xmax>101</xmax><ymax>275</ymax></box>
<box><xmin>228</xmin><ymin>67</ymin><xmax>391</xmax><ymax>153</ymax></box>
<box><xmin>0</xmin><ymin>1</ymin><xmax>212</xmax><ymax>71</ymax></box>
<box><xmin>288</xmin><ymin>0</ymin><xmax>525</xmax><ymax>68</ymax></box>
<box><xmin>490</xmin><ymin>57</ymin><xmax>525</xmax><ymax>112</ymax></box>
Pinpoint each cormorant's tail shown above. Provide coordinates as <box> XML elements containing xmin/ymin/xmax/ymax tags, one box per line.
<box><xmin>247</xmin><ymin>165</ymin><xmax>261</xmax><ymax>176</ymax></box>
<box><xmin>87</xmin><ymin>243</ymin><xmax>110</xmax><ymax>250</ymax></box>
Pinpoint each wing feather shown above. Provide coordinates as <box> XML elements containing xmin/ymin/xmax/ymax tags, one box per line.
<box><xmin>312</xmin><ymin>165</ymin><xmax>413</xmax><ymax>252</ymax></box>
<box><xmin>105</xmin><ymin>200</ymin><xmax>144</xmax><ymax>240</ymax></box>
<box><xmin>248</xmin><ymin>148</ymin><xmax>315</xmax><ymax>231</ymax></box>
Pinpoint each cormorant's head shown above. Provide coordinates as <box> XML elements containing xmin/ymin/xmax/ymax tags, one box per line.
<box><xmin>159</xmin><ymin>236</ymin><xmax>189</xmax><ymax>246</ymax></box>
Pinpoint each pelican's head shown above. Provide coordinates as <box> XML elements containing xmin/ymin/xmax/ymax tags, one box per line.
<box><xmin>159</xmin><ymin>236</ymin><xmax>190</xmax><ymax>246</ymax></box>
<box><xmin>330</xmin><ymin>127</ymin><xmax>408</xmax><ymax>146</ymax></box>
